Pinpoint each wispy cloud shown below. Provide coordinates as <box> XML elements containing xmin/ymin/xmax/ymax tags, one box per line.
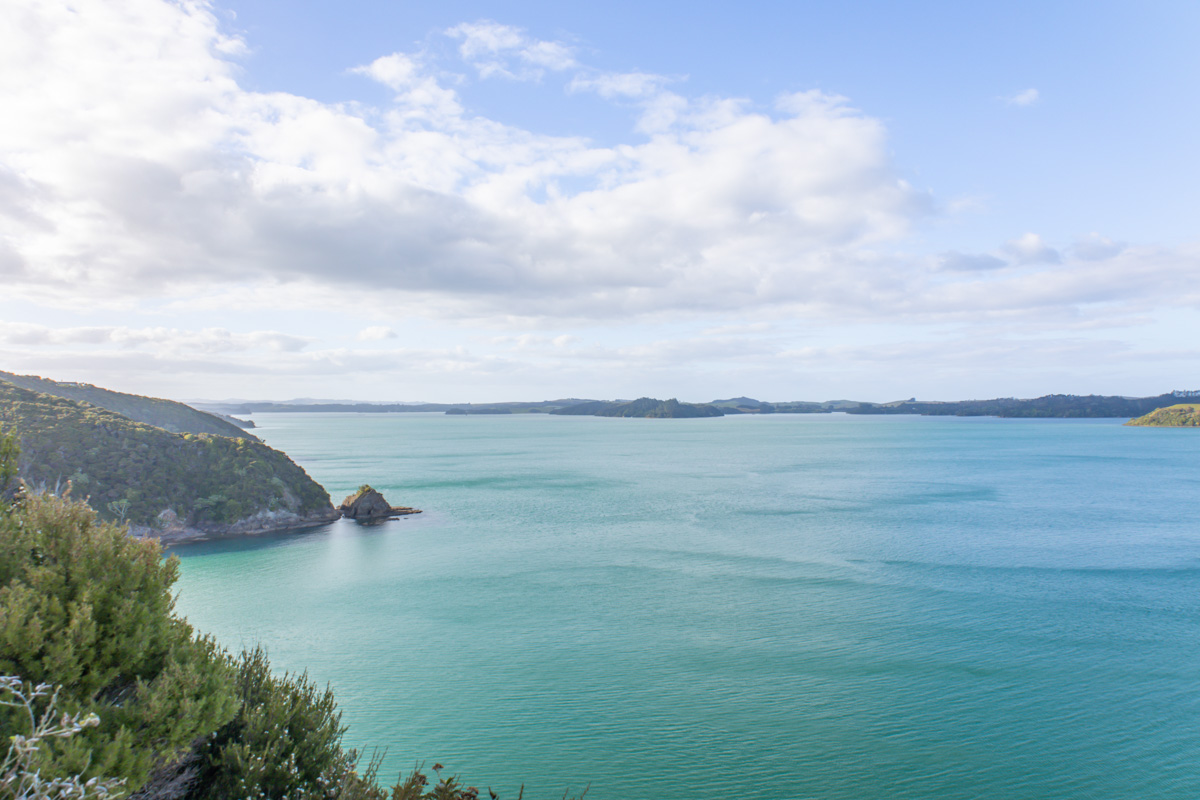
<box><xmin>357</xmin><ymin>326</ymin><xmax>397</xmax><ymax>341</ymax></box>
<box><xmin>569</xmin><ymin>71</ymin><xmax>677</xmax><ymax>99</ymax></box>
<box><xmin>445</xmin><ymin>20</ymin><xmax>575</xmax><ymax>80</ymax></box>
<box><xmin>1006</xmin><ymin>88</ymin><xmax>1040</xmax><ymax>106</ymax></box>
<box><xmin>0</xmin><ymin>323</ymin><xmax>311</xmax><ymax>353</ymax></box>
<box><xmin>1004</xmin><ymin>233</ymin><xmax>1061</xmax><ymax>264</ymax></box>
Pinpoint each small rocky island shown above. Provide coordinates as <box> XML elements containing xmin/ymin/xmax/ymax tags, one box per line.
<box><xmin>1125</xmin><ymin>404</ymin><xmax>1200</xmax><ymax>427</ymax></box>
<box><xmin>339</xmin><ymin>484</ymin><xmax>422</xmax><ymax>522</ymax></box>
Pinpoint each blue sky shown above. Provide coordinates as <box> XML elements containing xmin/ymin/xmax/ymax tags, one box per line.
<box><xmin>0</xmin><ymin>0</ymin><xmax>1197</xmax><ymax>402</ymax></box>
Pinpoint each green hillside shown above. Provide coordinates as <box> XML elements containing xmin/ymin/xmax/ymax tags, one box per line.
<box><xmin>0</xmin><ymin>381</ymin><xmax>334</xmax><ymax>530</ymax></box>
<box><xmin>1125</xmin><ymin>403</ymin><xmax>1200</xmax><ymax>427</ymax></box>
<box><xmin>0</xmin><ymin>370</ymin><xmax>256</xmax><ymax>439</ymax></box>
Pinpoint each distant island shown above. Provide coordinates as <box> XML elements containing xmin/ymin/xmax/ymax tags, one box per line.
<box><xmin>198</xmin><ymin>390</ymin><xmax>1200</xmax><ymax>420</ymax></box>
<box><xmin>551</xmin><ymin>397</ymin><xmax>724</xmax><ymax>418</ymax></box>
<box><xmin>1125</xmin><ymin>404</ymin><xmax>1200</xmax><ymax>427</ymax></box>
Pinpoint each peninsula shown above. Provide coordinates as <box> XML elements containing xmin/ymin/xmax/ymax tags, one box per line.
<box><xmin>0</xmin><ymin>374</ymin><xmax>420</xmax><ymax>541</ymax></box>
<box><xmin>1125</xmin><ymin>404</ymin><xmax>1200</xmax><ymax>427</ymax></box>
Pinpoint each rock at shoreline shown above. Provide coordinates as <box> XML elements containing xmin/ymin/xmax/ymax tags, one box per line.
<box><xmin>339</xmin><ymin>485</ymin><xmax>421</xmax><ymax>522</ymax></box>
<box><xmin>132</xmin><ymin>506</ymin><xmax>342</xmax><ymax>544</ymax></box>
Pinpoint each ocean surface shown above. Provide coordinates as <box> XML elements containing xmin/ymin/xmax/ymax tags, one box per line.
<box><xmin>171</xmin><ymin>412</ymin><xmax>1200</xmax><ymax>799</ymax></box>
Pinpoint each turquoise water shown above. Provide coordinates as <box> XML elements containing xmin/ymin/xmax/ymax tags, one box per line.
<box><xmin>172</xmin><ymin>413</ymin><xmax>1200</xmax><ymax>799</ymax></box>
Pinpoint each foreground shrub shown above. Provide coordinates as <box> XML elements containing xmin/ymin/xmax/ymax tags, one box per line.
<box><xmin>193</xmin><ymin>646</ymin><xmax>383</xmax><ymax>800</ymax></box>
<box><xmin>0</xmin><ymin>676</ymin><xmax>125</xmax><ymax>800</ymax></box>
<box><xmin>0</xmin><ymin>481</ymin><xmax>238</xmax><ymax>792</ymax></box>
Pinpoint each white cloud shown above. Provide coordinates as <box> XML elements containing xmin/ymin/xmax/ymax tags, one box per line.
<box><xmin>1004</xmin><ymin>232</ymin><xmax>1061</xmax><ymax>264</ymax></box>
<box><xmin>0</xmin><ymin>0</ymin><xmax>931</xmax><ymax>323</ymax></box>
<box><xmin>357</xmin><ymin>326</ymin><xmax>397</xmax><ymax>341</ymax></box>
<box><xmin>1007</xmin><ymin>88</ymin><xmax>1040</xmax><ymax>106</ymax></box>
<box><xmin>937</xmin><ymin>251</ymin><xmax>1007</xmax><ymax>272</ymax></box>
<box><xmin>0</xmin><ymin>0</ymin><xmax>1194</xmax><ymax>354</ymax></box>
<box><xmin>569</xmin><ymin>71</ymin><xmax>676</xmax><ymax>99</ymax></box>
<box><xmin>1073</xmin><ymin>233</ymin><xmax>1126</xmax><ymax>261</ymax></box>
<box><xmin>445</xmin><ymin>20</ymin><xmax>575</xmax><ymax>80</ymax></box>
<box><xmin>0</xmin><ymin>322</ymin><xmax>310</xmax><ymax>353</ymax></box>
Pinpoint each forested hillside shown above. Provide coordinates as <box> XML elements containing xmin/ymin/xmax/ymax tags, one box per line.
<box><xmin>0</xmin><ymin>382</ymin><xmax>333</xmax><ymax>530</ymax></box>
<box><xmin>0</xmin><ymin>371</ymin><xmax>255</xmax><ymax>439</ymax></box>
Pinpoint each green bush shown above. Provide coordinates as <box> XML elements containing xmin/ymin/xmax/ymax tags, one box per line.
<box><xmin>194</xmin><ymin>646</ymin><xmax>382</xmax><ymax>800</ymax></box>
<box><xmin>0</xmin><ymin>486</ymin><xmax>238</xmax><ymax>792</ymax></box>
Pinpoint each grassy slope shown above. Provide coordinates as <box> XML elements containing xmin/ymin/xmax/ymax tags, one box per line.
<box><xmin>0</xmin><ymin>382</ymin><xmax>332</xmax><ymax>526</ymax></box>
<box><xmin>1125</xmin><ymin>403</ymin><xmax>1200</xmax><ymax>427</ymax></box>
<box><xmin>0</xmin><ymin>371</ymin><xmax>256</xmax><ymax>439</ymax></box>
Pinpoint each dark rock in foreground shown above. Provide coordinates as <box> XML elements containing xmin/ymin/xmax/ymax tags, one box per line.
<box><xmin>339</xmin><ymin>485</ymin><xmax>422</xmax><ymax>522</ymax></box>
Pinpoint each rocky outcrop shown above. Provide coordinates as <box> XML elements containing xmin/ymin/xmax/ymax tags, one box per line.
<box><xmin>339</xmin><ymin>485</ymin><xmax>421</xmax><ymax>522</ymax></box>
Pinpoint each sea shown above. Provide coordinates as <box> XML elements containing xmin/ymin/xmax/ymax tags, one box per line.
<box><xmin>171</xmin><ymin>411</ymin><xmax>1200</xmax><ymax>800</ymax></box>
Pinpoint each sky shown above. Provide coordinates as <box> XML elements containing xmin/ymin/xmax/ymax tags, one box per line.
<box><xmin>1</xmin><ymin>0</ymin><xmax>1198</xmax><ymax>403</ymax></box>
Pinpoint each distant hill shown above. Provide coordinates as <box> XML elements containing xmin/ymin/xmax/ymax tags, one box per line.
<box><xmin>552</xmin><ymin>397</ymin><xmax>724</xmax><ymax>418</ymax></box>
<box><xmin>710</xmin><ymin>397</ymin><xmax>775</xmax><ymax>413</ymax></box>
<box><xmin>0</xmin><ymin>381</ymin><xmax>336</xmax><ymax>535</ymax></box>
<box><xmin>193</xmin><ymin>390</ymin><xmax>1200</xmax><ymax>421</ymax></box>
<box><xmin>843</xmin><ymin>391</ymin><xmax>1200</xmax><ymax>418</ymax></box>
<box><xmin>1125</xmin><ymin>404</ymin><xmax>1200</xmax><ymax>427</ymax></box>
<box><xmin>197</xmin><ymin>398</ymin><xmax>596</xmax><ymax>415</ymax></box>
<box><xmin>0</xmin><ymin>371</ymin><xmax>256</xmax><ymax>439</ymax></box>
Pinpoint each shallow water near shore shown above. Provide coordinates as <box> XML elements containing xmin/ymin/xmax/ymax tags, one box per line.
<box><xmin>172</xmin><ymin>412</ymin><xmax>1200</xmax><ymax>799</ymax></box>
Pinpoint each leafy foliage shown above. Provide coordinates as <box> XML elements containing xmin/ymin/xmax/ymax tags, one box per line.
<box><xmin>193</xmin><ymin>647</ymin><xmax>379</xmax><ymax>800</ymax></box>
<box><xmin>0</xmin><ymin>383</ymin><xmax>332</xmax><ymax>526</ymax></box>
<box><xmin>0</xmin><ymin>482</ymin><xmax>239</xmax><ymax>792</ymax></box>
<box><xmin>0</xmin><ymin>676</ymin><xmax>126</xmax><ymax>799</ymax></box>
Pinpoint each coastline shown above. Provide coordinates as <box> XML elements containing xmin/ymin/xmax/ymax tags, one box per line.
<box><xmin>131</xmin><ymin>501</ymin><xmax>424</xmax><ymax>544</ymax></box>
<box><xmin>130</xmin><ymin>507</ymin><xmax>342</xmax><ymax>544</ymax></box>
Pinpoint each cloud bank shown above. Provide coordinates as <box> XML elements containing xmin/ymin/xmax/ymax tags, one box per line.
<box><xmin>0</xmin><ymin>1</ymin><xmax>1196</xmax><ymax>402</ymax></box>
<box><xmin>1</xmin><ymin>0</ymin><xmax>919</xmax><ymax>322</ymax></box>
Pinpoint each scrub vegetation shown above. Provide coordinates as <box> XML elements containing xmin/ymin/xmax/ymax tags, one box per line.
<box><xmin>0</xmin><ymin>382</ymin><xmax>331</xmax><ymax>527</ymax></box>
<box><xmin>1125</xmin><ymin>403</ymin><xmax>1200</xmax><ymax>427</ymax></box>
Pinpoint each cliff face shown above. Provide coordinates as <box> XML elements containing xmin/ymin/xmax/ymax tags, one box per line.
<box><xmin>0</xmin><ymin>382</ymin><xmax>337</xmax><ymax>536</ymax></box>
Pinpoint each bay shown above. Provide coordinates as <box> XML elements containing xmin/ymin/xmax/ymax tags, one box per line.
<box><xmin>172</xmin><ymin>412</ymin><xmax>1200</xmax><ymax>799</ymax></box>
